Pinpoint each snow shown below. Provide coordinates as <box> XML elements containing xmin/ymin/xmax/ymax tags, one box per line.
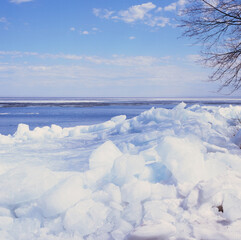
<box><xmin>0</xmin><ymin>103</ymin><xmax>241</xmax><ymax>239</ymax></box>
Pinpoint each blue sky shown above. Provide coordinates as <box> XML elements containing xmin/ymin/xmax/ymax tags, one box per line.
<box><xmin>0</xmin><ymin>0</ymin><xmax>239</xmax><ymax>97</ymax></box>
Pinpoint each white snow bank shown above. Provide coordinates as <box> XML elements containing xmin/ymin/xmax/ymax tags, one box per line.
<box><xmin>0</xmin><ymin>103</ymin><xmax>240</xmax><ymax>239</ymax></box>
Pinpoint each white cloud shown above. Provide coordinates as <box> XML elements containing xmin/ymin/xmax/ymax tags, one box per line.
<box><xmin>9</xmin><ymin>0</ymin><xmax>33</xmax><ymax>3</ymax></box>
<box><xmin>92</xmin><ymin>1</ymin><xmax>190</xmax><ymax>28</ymax></box>
<box><xmin>42</xmin><ymin>53</ymin><xmax>83</xmax><ymax>60</ymax></box>
<box><xmin>81</xmin><ymin>30</ymin><xmax>89</xmax><ymax>35</ymax></box>
<box><xmin>178</xmin><ymin>0</ymin><xmax>187</xmax><ymax>6</ymax></box>
<box><xmin>0</xmin><ymin>50</ymin><xmax>170</xmax><ymax>66</ymax></box>
<box><xmin>83</xmin><ymin>55</ymin><xmax>169</xmax><ymax>67</ymax></box>
<box><xmin>164</xmin><ymin>0</ymin><xmax>187</xmax><ymax>11</ymax></box>
<box><xmin>0</xmin><ymin>17</ymin><xmax>7</xmax><ymax>23</ymax></box>
<box><xmin>0</xmin><ymin>51</ymin><xmax>38</xmax><ymax>57</ymax></box>
<box><xmin>164</xmin><ymin>2</ymin><xmax>177</xmax><ymax>11</ymax></box>
<box><xmin>0</xmin><ymin>60</ymin><xmax>211</xmax><ymax>97</ymax></box>
<box><xmin>70</xmin><ymin>27</ymin><xmax>98</xmax><ymax>35</ymax></box>
<box><xmin>117</xmin><ymin>2</ymin><xmax>156</xmax><ymax>23</ymax></box>
<box><xmin>147</xmin><ymin>16</ymin><xmax>169</xmax><ymax>27</ymax></box>
<box><xmin>156</xmin><ymin>7</ymin><xmax>162</xmax><ymax>12</ymax></box>
<box><xmin>0</xmin><ymin>17</ymin><xmax>9</xmax><ymax>30</ymax></box>
<box><xmin>93</xmin><ymin>8</ymin><xmax>114</xmax><ymax>19</ymax></box>
<box><xmin>0</xmin><ymin>61</ymin><xmax>206</xmax><ymax>86</ymax></box>
<box><xmin>93</xmin><ymin>8</ymin><xmax>101</xmax><ymax>17</ymax></box>
<box><xmin>186</xmin><ymin>54</ymin><xmax>202</xmax><ymax>62</ymax></box>
<box><xmin>0</xmin><ymin>51</ymin><xmax>214</xmax><ymax>96</ymax></box>
<box><xmin>93</xmin><ymin>2</ymin><xmax>171</xmax><ymax>28</ymax></box>
<box><xmin>0</xmin><ymin>51</ymin><xmax>83</xmax><ymax>60</ymax></box>
<box><xmin>129</xmin><ymin>36</ymin><xmax>136</xmax><ymax>40</ymax></box>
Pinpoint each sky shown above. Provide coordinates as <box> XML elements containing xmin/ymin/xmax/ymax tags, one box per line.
<box><xmin>0</xmin><ymin>0</ymin><xmax>239</xmax><ymax>97</ymax></box>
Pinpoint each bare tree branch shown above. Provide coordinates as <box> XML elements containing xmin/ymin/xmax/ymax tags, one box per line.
<box><xmin>179</xmin><ymin>0</ymin><xmax>241</xmax><ymax>92</ymax></box>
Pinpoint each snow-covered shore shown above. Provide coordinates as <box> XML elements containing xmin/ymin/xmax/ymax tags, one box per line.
<box><xmin>0</xmin><ymin>102</ymin><xmax>241</xmax><ymax>239</ymax></box>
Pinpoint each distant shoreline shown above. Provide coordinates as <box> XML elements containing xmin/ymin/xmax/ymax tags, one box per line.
<box><xmin>0</xmin><ymin>97</ymin><xmax>241</xmax><ymax>108</ymax></box>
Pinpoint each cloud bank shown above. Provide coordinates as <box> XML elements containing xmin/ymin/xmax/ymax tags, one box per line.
<box><xmin>93</xmin><ymin>1</ymin><xmax>187</xmax><ymax>28</ymax></box>
<box><xmin>9</xmin><ymin>0</ymin><xmax>33</xmax><ymax>3</ymax></box>
<box><xmin>0</xmin><ymin>50</ymin><xmax>213</xmax><ymax>97</ymax></box>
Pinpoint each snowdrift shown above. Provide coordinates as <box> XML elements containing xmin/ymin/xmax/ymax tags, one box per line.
<box><xmin>0</xmin><ymin>103</ymin><xmax>241</xmax><ymax>239</ymax></box>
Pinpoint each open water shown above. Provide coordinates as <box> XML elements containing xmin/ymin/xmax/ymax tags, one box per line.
<box><xmin>0</xmin><ymin>97</ymin><xmax>241</xmax><ymax>135</ymax></box>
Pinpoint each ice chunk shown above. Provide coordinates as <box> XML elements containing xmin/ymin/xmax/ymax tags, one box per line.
<box><xmin>122</xmin><ymin>203</ymin><xmax>142</xmax><ymax>225</ymax></box>
<box><xmin>111</xmin><ymin>115</ymin><xmax>126</xmax><ymax>123</ymax></box>
<box><xmin>156</xmin><ymin>136</ymin><xmax>206</xmax><ymax>184</ymax></box>
<box><xmin>112</xmin><ymin>154</ymin><xmax>145</xmax><ymax>185</ymax></box>
<box><xmin>63</xmin><ymin>199</ymin><xmax>109</xmax><ymax>236</ymax></box>
<box><xmin>83</xmin><ymin>167</ymin><xmax>110</xmax><ymax>189</ymax></box>
<box><xmin>9</xmin><ymin>218</ymin><xmax>41</xmax><ymax>240</ymax></box>
<box><xmin>233</xmin><ymin>128</ymin><xmax>241</xmax><ymax>147</ymax></box>
<box><xmin>39</xmin><ymin>174</ymin><xmax>91</xmax><ymax>217</ymax></box>
<box><xmin>150</xmin><ymin>183</ymin><xmax>176</xmax><ymax>200</ymax></box>
<box><xmin>143</xmin><ymin>200</ymin><xmax>175</xmax><ymax>223</ymax></box>
<box><xmin>13</xmin><ymin>123</ymin><xmax>33</xmax><ymax>141</ymax></box>
<box><xmin>0</xmin><ymin>207</ymin><xmax>11</xmax><ymax>217</ymax></box>
<box><xmin>103</xmin><ymin>183</ymin><xmax>122</xmax><ymax>203</ymax></box>
<box><xmin>89</xmin><ymin>141</ymin><xmax>122</xmax><ymax>172</ymax></box>
<box><xmin>111</xmin><ymin>219</ymin><xmax>133</xmax><ymax>240</ymax></box>
<box><xmin>15</xmin><ymin>203</ymin><xmax>42</xmax><ymax>219</ymax></box>
<box><xmin>0</xmin><ymin>166</ymin><xmax>62</xmax><ymax>205</ymax></box>
<box><xmin>173</xmin><ymin>101</ymin><xmax>186</xmax><ymax>110</ymax></box>
<box><xmin>14</xmin><ymin>123</ymin><xmax>30</xmax><ymax>137</ymax></box>
<box><xmin>0</xmin><ymin>134</ymin><xmax>14</xmax><ymax>144</ymax></box>
<box><xmin>0</xmin><ymin>216</ymin><xmax>13</xmax><ymax>230</ymax></box>
<box><xmin>203</xmin><ymin>141</ymin><xmax>228</xmax><ymax>153</ymax></box>
<box><xmin>128</xmin><ymin>221</ymin><xmax>176</xmax><ymax>240</ymax></box>
<box><xmin>121</xmin><ymin>179</ymin><xmax>151</xmax><ymax>203</ymax></box>
<box><xmin>140</xmin><ymin>162</ymin><xmax>174</xmax><ymax>184</ymax></box>
<box><xmin>50</xmin><ymin>124</ymin><xmax>63</xmax><ymax>138</ymax></box>
<box><xmin>182</xmin><ymin>187</ymin><xmax>199</xmax><ymax>209</ymax></box>
<box><xmin>0</xmin><ymin>231</ymin><xmax>14</xmax><ymax>240</ymax></box>
<box><xmin>223</xmin><ymin>193</ymin><xmax>241</xmax><ymax>222</ymax></box>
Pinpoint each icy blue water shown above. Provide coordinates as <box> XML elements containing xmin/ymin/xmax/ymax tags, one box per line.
<box><xmin>0</xmin><ymin>97</ymin><xmax>241</xmax><ymax>135</ymax></box>
<box><xmin>0</xmin><ymin>105</ymin><xmax>156</xmax><ymax>135</ymax></box>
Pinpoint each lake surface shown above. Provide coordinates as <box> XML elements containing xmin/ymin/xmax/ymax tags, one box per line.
<box><xmin>0</xmin><ymin>97</ymin><xmax>241</xmax><ymax>135</ymax></box>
